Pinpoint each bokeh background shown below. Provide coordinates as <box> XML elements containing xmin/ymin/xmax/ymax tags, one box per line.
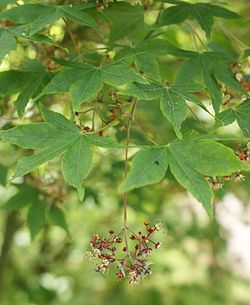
<box><xmin>0</xmin><ymin>0</ymin><xmax>250</xmax><ymax>304</ymax></box>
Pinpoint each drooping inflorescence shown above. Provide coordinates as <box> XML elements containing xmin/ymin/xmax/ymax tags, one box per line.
<box><xmin>86</xmin><ymin>221</ymin><xmax>162</xmax><ymax>285</ymax></box>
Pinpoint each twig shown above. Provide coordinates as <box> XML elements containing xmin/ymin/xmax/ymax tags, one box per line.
<box><xmin>123</xmin><ymin>98</ymin><xmax>138</xmax><ymax>257</ymax></box>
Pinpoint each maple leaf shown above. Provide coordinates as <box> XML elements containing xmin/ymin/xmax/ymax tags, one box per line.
<box><xmin>158</xmin><ymin>0</ymin><xmax>240</xmax><ymax>38</ymax></box>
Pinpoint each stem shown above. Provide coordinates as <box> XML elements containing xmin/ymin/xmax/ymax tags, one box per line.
<box><xmin>123</xmin><ymin>99</ymin><xmax>138</xmax><ymax>256</ymax></box>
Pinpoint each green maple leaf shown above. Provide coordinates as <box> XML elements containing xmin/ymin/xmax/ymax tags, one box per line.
<box><xmin>114</xmin><ymin>38</ymin><xmax>197</xmax><ymax>81</ymax></box>
<box><xmin>119</xmin><ymin>135</ymin><xmax>250</xmax><ymax>217</ymax></box>
<box><xmin>0</xmin><ymin>3</ymin><xmax>96</xmax><ymax>35</ymax></box>
<box><xmin>158</xmin><ymin>0</ymin><xmax>240</xmax><ymax>38</ymax></box>
<box><xmin>119</xmin><ymin>79</ymin><xmax>203</xmax><ymax>138</ymax></box>
<box><xmin>176</xmin><ymin>52</ymin><xmax>247</xmax><ymax>113</ymax></box>
<box><xmin>0</xmin><ymin>105</ymin><xmax>122</xmax><ymax>200</ymax></box>
<box><xmin>39</xmin><ymin>61</ymin><xmax>148</xmax><ymax>111</ymax></box>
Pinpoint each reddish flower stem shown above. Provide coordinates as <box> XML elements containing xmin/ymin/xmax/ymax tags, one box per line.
<box><xmin>123</xmin><ymin>98</ymin><xmax>137</xmax><ymax>256</ymax></box>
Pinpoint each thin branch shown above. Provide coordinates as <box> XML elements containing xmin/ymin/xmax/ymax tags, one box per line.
<box><xmin>123</xmin><ymin>98</ymin><xmax>138</xmax><ymax>257</ymax></box>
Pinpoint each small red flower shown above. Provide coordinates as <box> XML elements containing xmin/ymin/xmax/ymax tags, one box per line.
<box><xmin>87</xmin><ymin>221</ymin><xmax>162</xmax><ymax>284</ymax></box>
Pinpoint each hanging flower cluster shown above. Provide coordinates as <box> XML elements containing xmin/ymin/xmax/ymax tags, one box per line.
<box><xmin>86</xmin><ymin>221</ymin><xmax>162</xmax><ymax>285</ymax></box>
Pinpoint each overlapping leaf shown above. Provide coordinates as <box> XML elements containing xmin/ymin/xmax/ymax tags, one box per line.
<box><xmin>119</xmin><ymin>136</ymin><xmax>250</xmax><ymax>216</ymax></box>
<box><xmin>0</xmin><ymin>105</ymin><xmax>122</xmax><ymax>199</ymax></box>
<box><xmin>175</xmin><ymin>52</ymin><xmax>247</xmax><ymax>113</ymax></box>
<box><xmin>119</xmin><ymin>79</ymin><xmax>202</xmax><ymax>138</ymax></box>
<box><xmin>39</xmin><ymin>61</ymin><xmax>148</xmax><ymax>110</ymax></box>
<box><xmin>0</xmin><ymin>3</ymin><xmax>96</xmax><ymax>59</ymax></box>
<box><xmin>114</xmin><ymin>38</ymin><xmax>197</xmax><ymax>81</ymax></box>
<box><xmin>158</xmin><ymin>0</ymin><xmax>240</xmax><ymax>38</ymax></box>
<box><xmin>0</xmin><ymin>3</ymin><xmax>97</xmax><ymax>35</ymax></box>
<box><xmin>215</xmin><ymin>99</ymin><xmax>250</xmax><ymax>137</ymax></box>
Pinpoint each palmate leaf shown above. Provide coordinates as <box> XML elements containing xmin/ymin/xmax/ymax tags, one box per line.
<box><xmin>39</xmin><ymin>61</ymin><xmax>148</xmax><ymax>111</ymax></box>
<box><xmin>120</xmin><ymin>136</ymin><xmax>250</xmax><ymax>216</ymax></box>
<box><xmin>158</xmin><ymin>1</ymin><xmax>240</xmax><ymax>38</ymax></box>
<box><xmin>0</xmin><ymin>105</ymin><xmax>122</xmax><ymax>199</ymax></box>
<box><xmin>114</xmin><ymin>38</ymin><xmax>197</xmax><ymax>81</ymax></box>
<box><xmin>119</xmin><ymin>80</ymin><xmax>202</xmax><ymax>138</ymax></box>
<box><xmin>176</xmin><ymin>52</ymin><xmax>247</xmax><ymax>113</ymax></box>
<box><xmin>115</xmin><ymin>39</ymin><xmax>192</xmax><ymax>81</ymax></box>
<box><xmin>0</xmin><ymin>3</ymin><xmax>97</xmax><ymax>35</ymax></box>
<box><xmin>215</xmin><ymin>99</ymin><xmax>250</xmax><ymax>137</ymax></box>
